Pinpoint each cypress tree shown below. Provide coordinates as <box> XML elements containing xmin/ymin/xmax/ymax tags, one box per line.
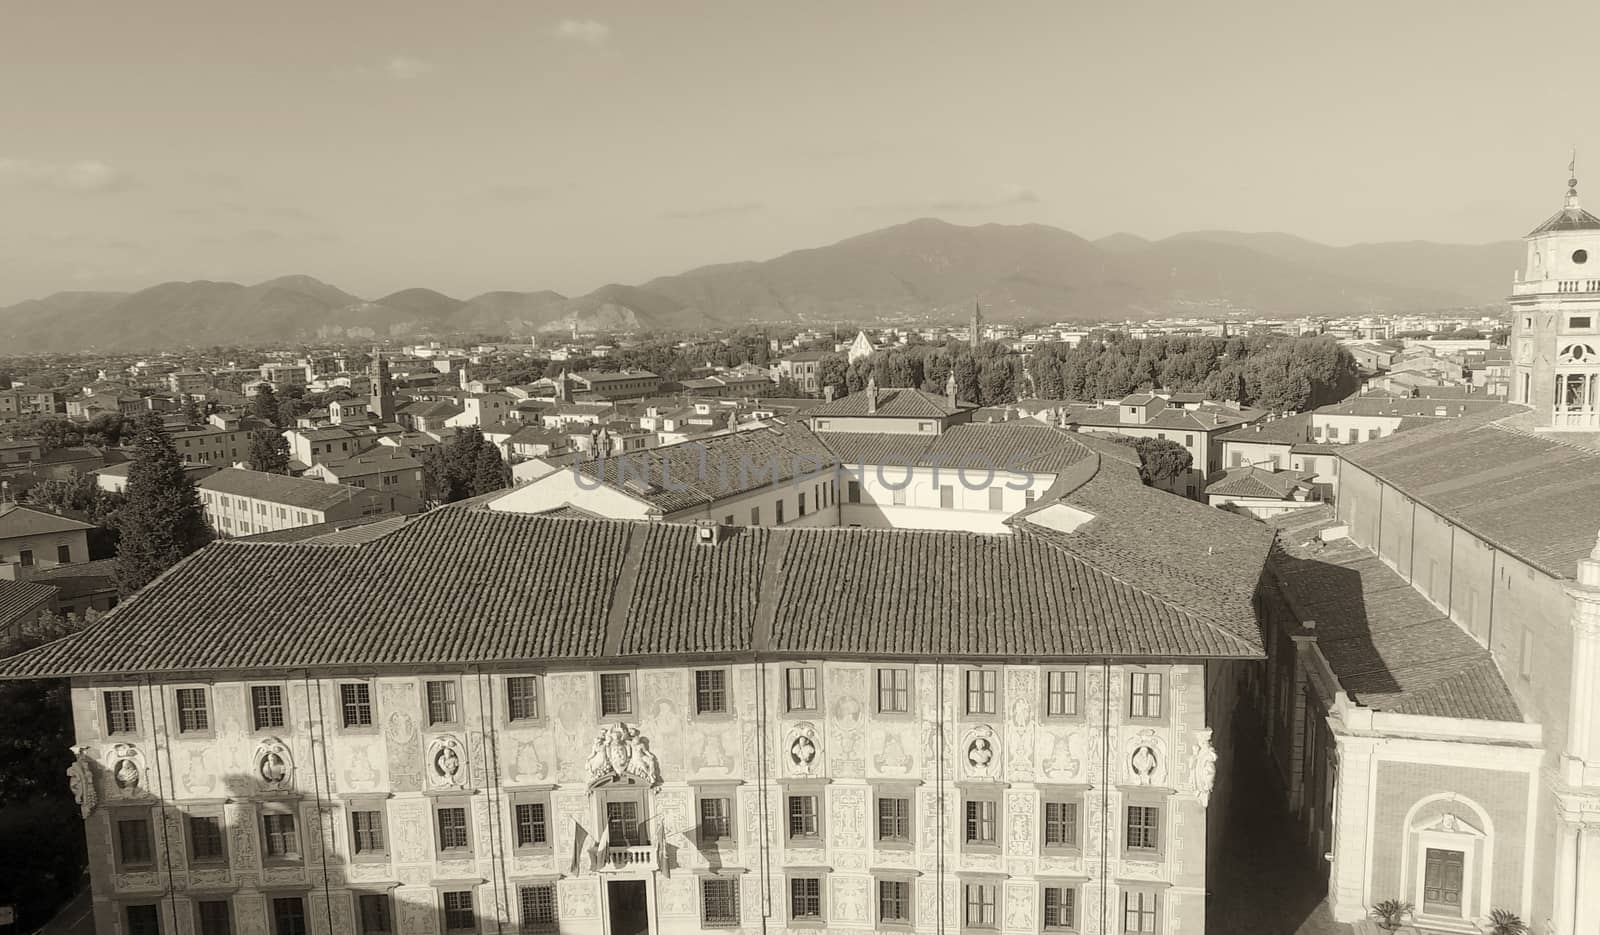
<box><xmin>248</xmin><ymin>429</ymin><xmax>290</xmax><ymax>474</ymax></box>
<box><xmin>115</xmin><ymin>413</ymin><xmax>213</xmax><ymax>596</ymax></box>
<box><xmin>252</xmin><ymin>384</ymin><xmax>279</xmax><ymax>424</ymax></box>
<box><xmin>471</xmin><ymin>441</ymin><xmax>511</xmax><ymax>496</ymax></box>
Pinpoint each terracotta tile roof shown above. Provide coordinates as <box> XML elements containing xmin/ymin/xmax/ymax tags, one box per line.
<box><xmin>805</xmin><ymin>388</ymin><xmax>970</xmax><ymax>419</ymax></box>
<box><xmin>1205</xmin><ymin>467</ymin><xmax>1316</xmax><ymax>500</ymax></box>
<box><xmin>28</xmin><ymin>558</ymin><xmax>118</xmax><ymax>600</ymax></box>
<box><xmin>1341</xmin><ymin>406</ymin><xmax>1600</xmax><ymax>578</ymax></box>
<box><xmin>0</xmin><ymin>498</ymin><xmax>1269</xmax><ymax>679</ymax></box>
<box><xmin>1269</xmin><ymin>506</ymin><xmax>1521</xmax><ymax>722</ymax></box>
<box><xmin>0</xmin><ymin>503</ymin><xmax>96</xmax><ymax>538</ymax></box>
<box><xmin>1217</xmin><ymin>413</ymin><xmax>1311</xmax><ymax>445</ymax></box>
<box><xmin>0</xmin><ymin>578</ymin><xmax>56</xmax><ymax>627</ymax></box>
<box><xmin>820</xmin><ymin>423</ymin><xmax>1093</xmax><ymax>476</ymax></box>
<box><xmin>239</xmin><ymin>514</ymin><xmax>410</xmax><ymax>544</ymax></box>
<box><xmin>558</xmin><ymin>422</ymin><xmax>838</xmax><ymax>515</ymax></box>
<box><xmin>199</xmin><ymin>468</ymin><xmax>373</xmax><ymax>512</ymax></box>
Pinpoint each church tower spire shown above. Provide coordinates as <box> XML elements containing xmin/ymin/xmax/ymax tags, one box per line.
<box><xmin>970</xmin><ymin>300</ymin><xmax>982</xmax><ymax>348</ymax></box>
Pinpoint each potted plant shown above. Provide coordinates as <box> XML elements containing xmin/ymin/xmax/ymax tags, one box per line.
<box><xmin>1370</xmin><ymin>898</ymin><xmax>1414</xmax><ymax>932</ymax></box>
<box><xmin>1488</xmin><ymin>909</ymin><xmax>1529</xmax><ymax>935</ymax></box>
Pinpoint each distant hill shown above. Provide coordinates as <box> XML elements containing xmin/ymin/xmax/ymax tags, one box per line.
<box><xmin>0</xmin><ymin>219</ymin><xmax>1522</xmax><ymax>351</ymax></box>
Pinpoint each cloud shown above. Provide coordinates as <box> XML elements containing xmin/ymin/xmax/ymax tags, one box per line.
<box><xmin>383</xmin><ymin>56</ymin><xmax>436</xmax><ymax>80</ymax></box>
<box><xmin>346</xmin><ymin>55</ymin><xmax>437</xmax><ymax>81</ymax></box>
<box><xmin>477</xmin><ymin>182</ymin><xmax>547</xmax><ymax>203</ymax></box>
<box><xmin>0</xmin><ymin>158</ymin><xmax>137</xmax><ymax>193</ymax></box>
<box><xmin>860</xmin><ymin>186</ymin><xmax>1042</xmax><ymax>215</ymax></box>
<box><xmin>662</xmin><ymin>202</ymin><xmax>766</xmax><ymax>221</ymax></box>
<box><xmin>553</xmin><ymin>18</ymin><xmax>611</xmax><ymax>44</ymax></box>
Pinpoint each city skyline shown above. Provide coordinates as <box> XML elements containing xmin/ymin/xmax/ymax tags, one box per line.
<box><xmin>1</xmin><ymin>1</ymin><xmax>1597</xmax><ymax>306</ymax></box>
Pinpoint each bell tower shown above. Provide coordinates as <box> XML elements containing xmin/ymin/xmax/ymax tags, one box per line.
<box><xmin>1510</xmin><ymin>154</ymin><xmax>1600</xmax><ymax>429</ymax></box>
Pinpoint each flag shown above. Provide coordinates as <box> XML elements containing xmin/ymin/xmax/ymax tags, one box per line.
<box><xmin>569</xmin><ymin>820</ymin><xmax>588</xmax><ymax>875</ymax></box>
<box><xmin>593</xmin><ymin>818</ymin><xmax>611</xmax><ymax>869</ymax></box>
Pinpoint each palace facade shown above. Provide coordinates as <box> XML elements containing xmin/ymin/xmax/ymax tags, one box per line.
<box><xmin>1</xmin><ymin>432</ymin><xmax>1274</xmax><ymax>935</ymax></box>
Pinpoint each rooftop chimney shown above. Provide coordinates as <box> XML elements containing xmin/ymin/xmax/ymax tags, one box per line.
<box><xmin>824</xmin><ymin>385</ymin><xmax>836</xmax><ymax>404</ymax></box>
<box><xmin>946</xmin><ymin>370</ymin><xmax>958</xmax><ymax>408</ymax></box>
<box><xmin>866</xmin><ymin>376</ymin><xmax>878</xmax><ymax>414</ymax></box>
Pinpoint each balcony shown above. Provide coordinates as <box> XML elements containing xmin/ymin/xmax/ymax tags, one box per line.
<box><xmin>602</xmin><ymin>845</ymin><xmax>657</xmax><ymax>871</ymax></box>
<box><xmin>1512</xmin><ymin>278</ymin><xmax>1600</xmax><ymax>297</ymax></box>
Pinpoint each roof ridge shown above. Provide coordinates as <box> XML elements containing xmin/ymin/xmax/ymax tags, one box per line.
<box><xmin>1016</xmin><ymin>524</ymin><xmax>1260</xmax><ymax>655</ymax></box>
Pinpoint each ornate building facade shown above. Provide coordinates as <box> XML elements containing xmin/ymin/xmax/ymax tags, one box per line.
<box><xmin>2</xmin><ymin>430</ymin><xmax>1273</xmax><ymax>935</ymax></box>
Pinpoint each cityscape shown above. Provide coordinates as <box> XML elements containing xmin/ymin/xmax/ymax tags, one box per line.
<box><xmin>2</xmin><ymin>4</ymin><xmax>1599</xmax><ymax>935</ymax></box>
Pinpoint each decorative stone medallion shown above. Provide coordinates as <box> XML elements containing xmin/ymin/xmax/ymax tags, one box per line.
<box><xmin>427</xmin><ymin>734</ymin><xmax>468</xmax><ymax>790</ymax></box>
<box><xmin>107</xmin><ymin>742</ymin><xmax>147</xmax><ymax>794</ymax></box>
<box><xmin>785</xmin><ymin>722</ymin><xmax>821</xmax><ymax>777</ymax></box>
<box><xmin>962</xmin><ymin>725</ymin><xmax>1001</xmax><ymax>780</ymax></box>
<box><xmin>254</xmin><ymin>737</ymin><xmax>293</xmax><ymax>792</ymax></box>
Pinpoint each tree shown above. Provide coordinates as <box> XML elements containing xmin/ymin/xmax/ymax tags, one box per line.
<box><xmin>0</xmin><ymin>612</ymin><xmax>89</xmax><ymax>929</ymax></box>
<box><xmin>1132</xmin><ymin>438</ymin><xmax>1194</xmax><ymax>488</ymax></box>
<box><xmin>472</xmin><ymin>442</ymin><xmax>512</xmax><ymax>496</ymax></box>
<box><xmin>182</xmin><ymin>397</ymin><xmax>204</xmax><ymax>427</ymax></box>
<box><xmin>114</xmin><ymin>413</ymin><xmax>212</xmax><ymax>596</ymax></box>
<box><xmin>248</xmin><ymin>429</ymin><xmax>290</xmax><ymax>474</ymax></box>
<box><xmin>252</xmin><ymin>384</ymin><xmax>280</xmax><ymax>425</ymax></box>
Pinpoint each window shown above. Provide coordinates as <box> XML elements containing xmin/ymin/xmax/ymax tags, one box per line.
<box><xmin>442</xmin><ymin>891</ymin><xmax>476</xmax><ymax>935</ymax></box>
<box><xmin>702</xmin><ymin>878</ymin><xmax>740</xmax><ymax>928</ymax></box>
<box><xmin>356</xmin><ymin>893</ymin><xmax>394</xmax><ymax>935</ymax></box>
<box><xmin>262</xmin><ymin>811</ymin><xmax>300</xmax><ymax>860</ymax></box>
<box><xmin>790</xmin><ymin>877</ymin><xmax>823</xmax><ymax>922</ymax></box>
<box><xmin>965</xmin><ymin>668</ymin><xmax>998</xmax><ymax>716</ymax></box>
<box><xmin>877</xmin><ymin>796</ymin><xmax>911</xmax><ymax>842</ymax></box>
<box><xmin>1520</xmin><ymin>629</ymin><xmax>1535</xmax><ymax>680</ymax></box>
<box><xmin>105</xmin><ymin>690</ymin><xmax>138</xmax><ymax>734</ymax></box>
<box><xmin>1043</xmin><ymin>886</ymin><xmax>1076</xmax><ymax>930</ymax></box>
<box><xmin>17</xmin><ymin>549</ymin><xmax>32</xmax><ymax>567</ymax></box>
<box><xmin>1368</xmin><ymin>428</ymin><xmax>1380</xmax><ymax>441</ymax></box>
<box><xmin>351</xmin><ymin>808</ymin><xmax>386</xmax><ymax>857</ymax></box>
<box><xmin>1125</xmin><ymin>805</ymin><xmax>1161</xmax><ymax>854</ymax></box>
<box><xmin>599</xmin><ymin>673</ymin><xmax>633</xmax><ymax>716</ymax></box>
<box><xmin>340</xmin><ymin>682</ymin><xmax>373</xmax><ymax>728</ymax></box>
<box><xmin>699</xmin><ymin>795</ymin><xmax>732</xmax><ymax>843</ymax></box>
<box><xmin>599</xmin><ymin>798</ymin><xmax>648</xmax><ymax>847</ymax></box>
<box><xmin>506</xmin><ymin>676</ymin><xmax>540</xmax><ymax>721</ymax></box>
<box><xmin>965</xmin><ymin>798</ymin><xmax>998</xmax><ymax>846</ymax></box>
<box><xmin>695</xmin><ymin>669</ymin><xmax>728</xmax><ymax>715</ymax></box>
<box><xmin>1129</xmin><ymin>671</ymin><xmax>1163</xmax><ymax>719</ymax></box>
<box><xmin>879</xmin><ymin>880</ymin><xmax>911</xmax><ymax>924</ymax></box>
<box><xmin>518</xmin><ymin>883</ymin><xmax>558</xmax><ymax>933</ymax></box>
<box><xmin>963</xmin><ymin>883</ymin><xmax>998</xmax><ymax>929</ymax></box>
<box><xmin>847</xmin><ymin>480</ymin><xmax>861</xmax><ymax>503</ymax></box>
<box><xmin>877</xmin><ymin>668</ymin><xmax>909</xmax><ymax>714</ymax></box>
<box><xmin>1024</xmin><ymin>489</ymin><xmax>1036</xmax><ymax>505</ymax></box>
<box><xmin>722</xmin><ymin>515</ymin><xmax>733</xmax><ymax>526</ymax></box>
<box><xmin>751</xmin><ymin>506</ymin><xmax>760</xmax><ymax>525</ymax></box>
<box><xmin>56</xmin><ymin>543</ymin><xmax>71</xmax><ymax>563</ymax></box>
<box><xmin>196</xmin><ymin>899</ymin><xmax>233</xmax><ymax>935</ymax></box>
<box><xmin>1045</xmin><ymin>670</ymin><xmax>1079</xmax><ymax>717</ymax></box>
<box><xmin>189</xmin><ymin>813</ymin><xmax>227</xmax><ymax>864</ymax></box>
<box><xmin>1043</xmin><ymin>801</ymin><xmax>1078</xmax><ymax>849</ymax></box>
<box><xmin>271</xmin><ymin>897</ymin><xmax>307</xmax><ymax>935</ymax></box>
<box><xmin>515</xmin><ymin>802</ymin><xmax>548</xmax><ymax>847</ymax></box>
<box><xmin>788</xmin><ymin>793</ymin><xmax>820</xmax><ymax>839</ymax></box>
<box><xmin>892</xmin><ymin>487</ymin><xmax>907</xmax><ymax>507</ymax></box>
<box><xmin>126</xmin><ymin>905</ymin><xmax>161</xmax><ymax>935</ymax></box>
<box><xmin>251</xmin><ymin>685</ymin><xmax>285</xmax><ymax>731</ymax></box>
<box><xmin>175</xmin><ymin>687</ymin><xmax>210</xmax><ymax>733</ymax></box>
<box><xmin>1301</xmin><ymin>456</ymin><xmax>1319</xmax><ymax>476</ymax></box>
<box><xmin>785</xmin><ymin>667</ymin><xmax>818</xmax><ymax>712</ymax></box>
<box><xmin>1571</xmin><ymin>315</ymin><xmax>1593</xmax><ymax>329</ymax></box>
<box><xmin>776</xmin><ymin>500</ymin><xmax>786</xmax><ymax>524</ymax></box>
<box><xmin>425</xmin><ymin>680</ymin><xmax>459</xmax><ymax>725</ymax></box>
<box><xmin>798</xmin><ymin>492</ymin><xmax>807</xmax><ymax>515</ymax></box>
<box><xmin>437</xmin><ymin>806</ymin><xmax>470</xmax><ymax>853</ymax></box>
<box><xmin>1122</xmin><ymin>890</ymin><xmax>1159</xmax><ymax>934</ymax></box>
<box><xmin>940</xmin><ymin>485</ymin><xmax>954</xmax><ymax>509</ymax></box>
<box><xmin>1184</xmin><ymin>434</ymin><xmax>1194</xmax><ymax>447</ymax></box>
<box><xmin>117</xmin><ymin>813</ymin><xmax>154</xmax><ymax>867</ymax></box>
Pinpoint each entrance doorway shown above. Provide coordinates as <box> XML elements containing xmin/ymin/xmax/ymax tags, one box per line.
<box><xmin>607</xmin><ymin>879</ymin><xmax>650</xmax><ymax>935</ymax></box>
<box><xmin>1422</xmin><ymin>848</ymin><xmax>1464</xmax><ymax>917</ymax></box>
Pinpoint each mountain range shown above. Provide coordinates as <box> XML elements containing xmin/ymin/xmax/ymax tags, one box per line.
<box><xmin>0</xmin><ymin>219</ymin><xmax>1521</xmax><ymax>352</ymax></box>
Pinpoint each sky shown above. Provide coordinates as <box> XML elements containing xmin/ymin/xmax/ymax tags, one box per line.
<box><xmin>1</xmin><ymin>0</ymin><xmax>1597</xmax><ymax>305</ymax></box>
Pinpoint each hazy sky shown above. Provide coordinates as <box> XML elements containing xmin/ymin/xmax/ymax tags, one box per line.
<box><xmin>2</xmin><ymin>0</ymin><xmax>1597</xmax><ymax>304</ymax></box>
